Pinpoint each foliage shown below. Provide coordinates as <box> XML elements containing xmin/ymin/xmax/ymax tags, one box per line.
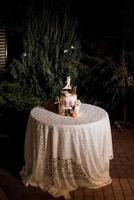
<box><xmin>84</xmin><ymin>50</ymin><xmax>134</xmax><ymax>122</ymax></box>
<box><xmin>0</xmin><ymin>81</ymin><xmax>40</xmax><ymax>111</ymax></box>
<box><xmin>10</xmin><ymin>4</ymin><xmax>81</xmax><ymax>101</ymax></box>
<box><xmin>103</xmin><ymin>52</ymin><xmax>134</xmax><ymax>121</ymax></box>
<box><xmin>76</xmin><ymin>37</ymin><xmax>134</xmax><ymax>123</ymax></box>
<box><xmin>76</xmin><ymin>49</ymin><xmax>112</xmax><ymax>107</ymax></box>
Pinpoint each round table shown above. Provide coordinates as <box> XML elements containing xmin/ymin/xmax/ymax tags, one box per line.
<box><xmin>20</xmin><ymin>103</ymin><xmax>113</xmax><ymax>199</ymax></box>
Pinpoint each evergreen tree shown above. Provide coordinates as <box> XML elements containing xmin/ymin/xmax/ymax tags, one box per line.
<box><xmin>10</xmin><ymin>3</ymin><xmax>81</xmax><ymax>101</ymax></box>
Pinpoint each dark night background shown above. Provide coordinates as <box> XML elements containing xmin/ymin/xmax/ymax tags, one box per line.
<box><xmin>0</xmin><ymin>0</ymin><xmax>133</xmax><ymax>44</ymax></box>
<box><xmin>0</xmin><ymin>0</ymin><xmax>124</xmax><ymax>34</ymax></box>
<box><xmin>0</xmin><ymin>0</ymin><xmax>133</xmax><ymax>68</ymax></box>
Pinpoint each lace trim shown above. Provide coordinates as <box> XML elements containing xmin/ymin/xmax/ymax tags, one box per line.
<box><xmin>36</xmin><ymin>157</ymin><xmax>87</xmax><ymax>179</ymax></box>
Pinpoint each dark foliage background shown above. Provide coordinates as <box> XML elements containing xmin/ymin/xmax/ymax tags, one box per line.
<box><xmin>0</xmin><ymin>0</ymin><xmax>134</xmax><ymax>127</ymax></box>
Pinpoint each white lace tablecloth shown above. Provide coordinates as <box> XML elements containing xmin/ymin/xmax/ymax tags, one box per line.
<box><xmin>20</xmin><ymin>103</ymin><xmax>113</xmax><ymax>199</ymax></box>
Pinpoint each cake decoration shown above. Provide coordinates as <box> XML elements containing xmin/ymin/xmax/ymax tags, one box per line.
<box><xmin>56</xmin><ymin>76</ymin><xmax>81</xmax><ymax>117</ymax></box>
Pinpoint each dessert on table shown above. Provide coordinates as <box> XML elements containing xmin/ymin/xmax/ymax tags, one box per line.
<box><xmin>56</xmin><ymin>76</ymin><xmax>81</xmax><ymax>117</ymax></box>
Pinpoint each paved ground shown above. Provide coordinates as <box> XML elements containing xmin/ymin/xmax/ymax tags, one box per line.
<box><xmin>110</xmin><ymin>129</ymin><xmax>134</xmax><ymax>178</ymax></box>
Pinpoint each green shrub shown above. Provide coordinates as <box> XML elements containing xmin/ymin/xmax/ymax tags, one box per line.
<box><xmin>10</xmin><ymin>5</ymin><xmax>81</xmax><ymax>101</ymax></box>
<box><xmin>0</xmin><ymin>81</ymin><xmax>40</xmax><ymax>111</ymax></box>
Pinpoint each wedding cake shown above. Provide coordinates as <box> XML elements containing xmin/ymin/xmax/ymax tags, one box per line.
<box><xmin>57</xmin><ymin>76</ymin><xmax>81</xmax><ymax>117</ymax></box>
